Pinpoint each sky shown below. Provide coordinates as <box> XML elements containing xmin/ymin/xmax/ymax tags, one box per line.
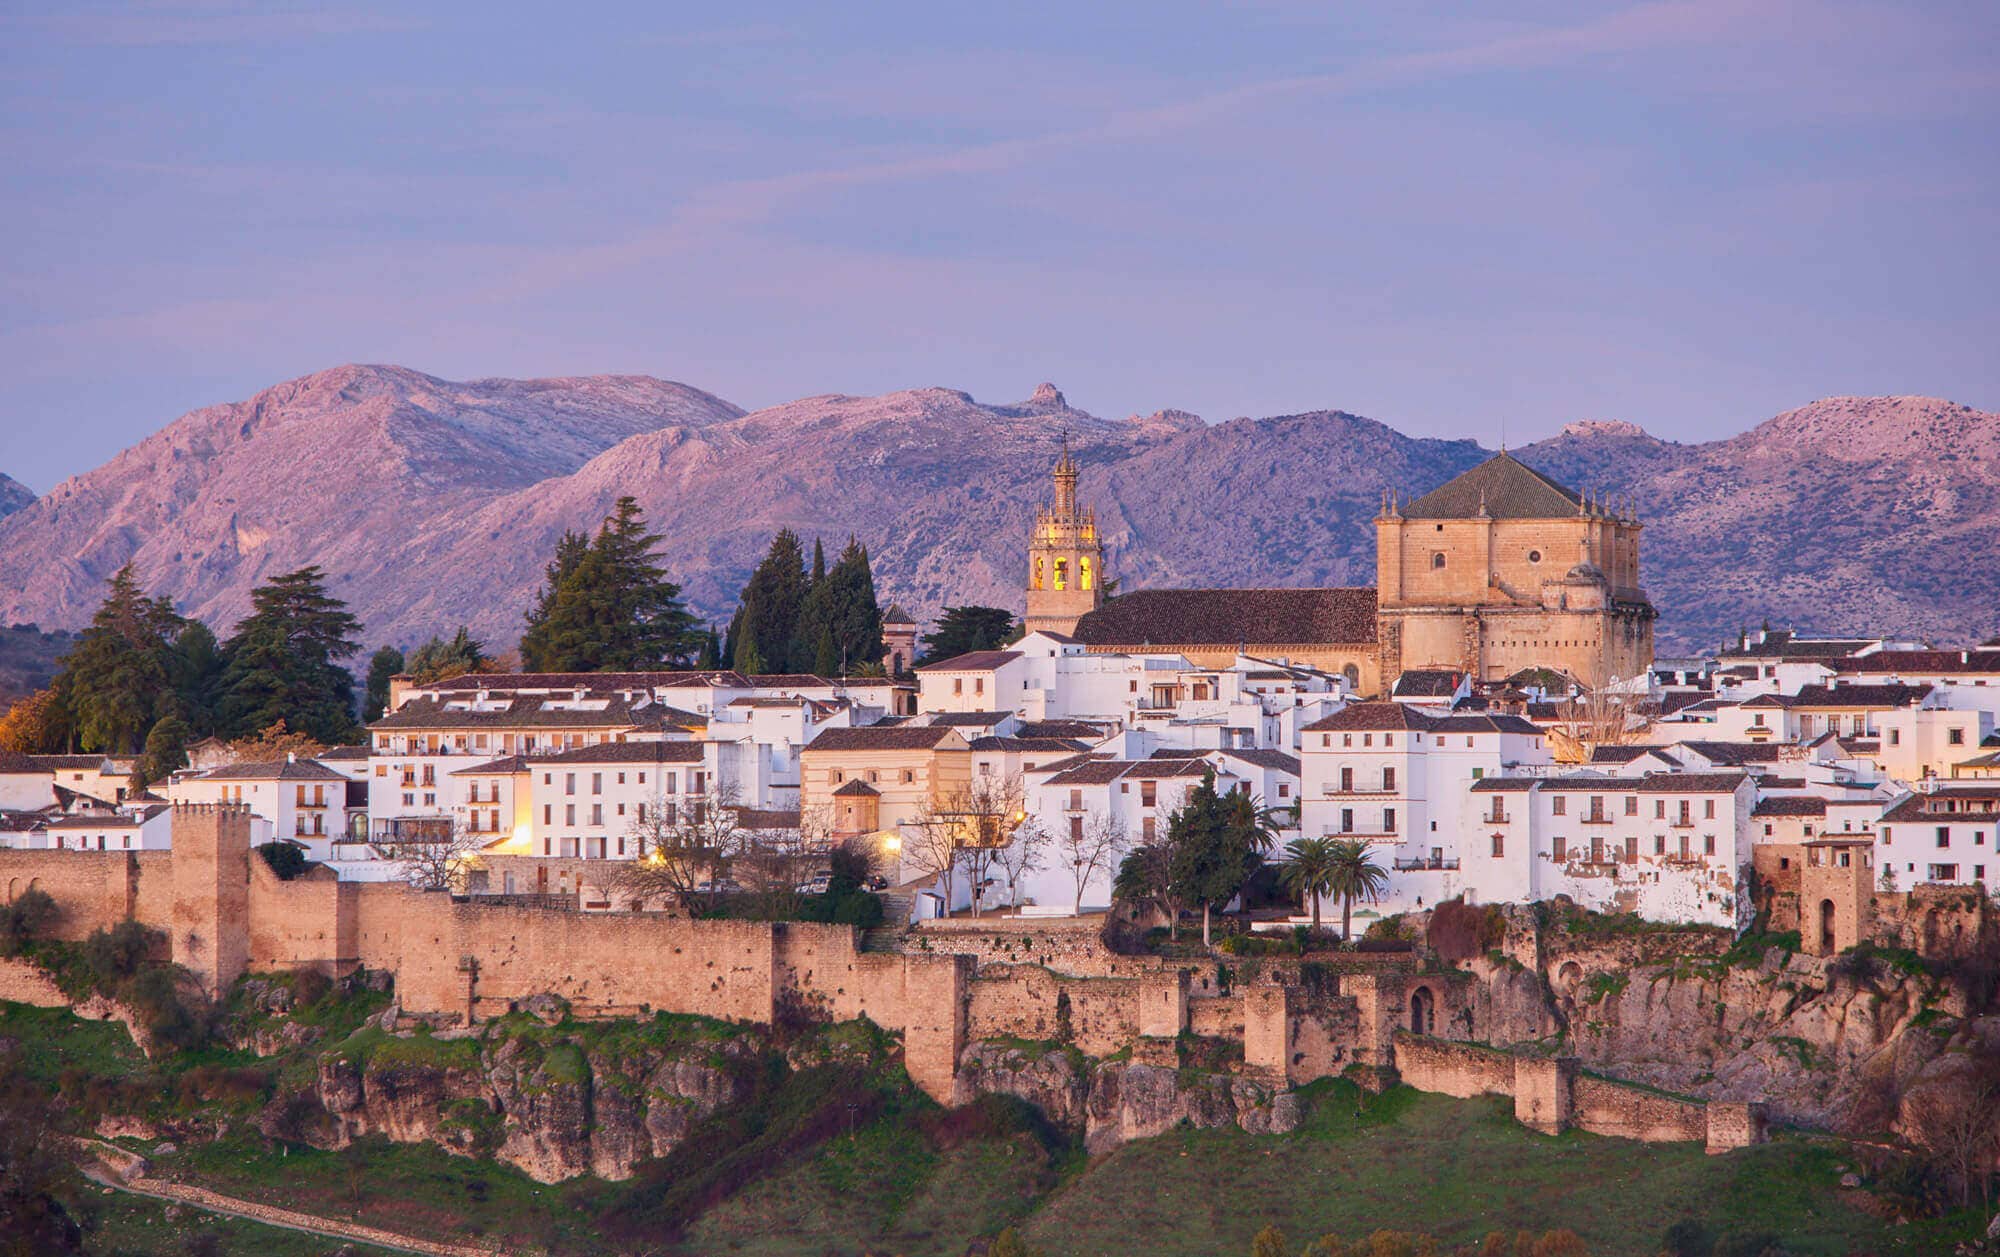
<box><xmin>2</xmin><ymin>1</ymin><xmax>1996</xmax><ymax>491</ymax></box>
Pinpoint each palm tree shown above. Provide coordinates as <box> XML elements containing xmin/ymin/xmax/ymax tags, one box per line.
<box><xmin>1278</xmin><ymin>837</ymin><xmax>1341</xmax><ymax>932</ymax></box>
<box><xmin>1324</xmin><ymin>838</ymin><xmax>1390</xmax><ymax>944</ymax></box>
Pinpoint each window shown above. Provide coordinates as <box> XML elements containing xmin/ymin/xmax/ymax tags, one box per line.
<box><xmin>1678</xmin><ymin>835</ymin><xmax>1690</xmax><ymax>859</ymax></box>
<box><xmin>1141</xmin><ymin>781</ymin><xmax>1157</xmax><ymax>807</ymax></box>
<box><xmin>591</xmin><ymin>773</ymin><xmax>602</xmax><ymax>794</ymax></box>
<box><xmin>1278</xmin><ymin>783</ymin><xmax>1290</xmax><ymax>799</ymax></box>
<box><xmin>1141</xmin><ymin>816</ymin><xmax>1156</xmax><ymax>842</ymax></box>
<box><xmin>1383</xmin><ymin>767</ymin><xmax>1397</xmax><ymax>791</ymax></box>
<box><xmin>617</xmin><ymin>772</ymin><xmax>626</xmax><ymax>785</ymax></box>
<box><xmin>1383</xmin><ymin>807</ymin><xmax>1396</xmax><ymax>833</ymax></box>
<box><xmin>1552</xmin><ymin>796</ymin><xmax>1567</xmax><ymax>816</ymax></box>
<box><xmin>1704</xmin><ymin>799</ymin><xmax>1716</xmax><ymax>820</ymax></box>
<box><xmin>1937</xmin><ymin>827</ymin><xmax>1951</xmax><ymax>848</ymax></box>
<box><xmin>543</xmin><ymin>804</ymin><xmax>552</xmax><ymax>825</ymax></box>
<box><xmin>953</xmin><ymin>678</ymin><xmax>963</xmax><ymax>695</ymax></box>
<box><xmin>1655</xmin><ymin>800</ymin><xmax>1666</xmax><ymax>819</ymax></box>
<box><xmin>1624</xmin><ymin>835</ymin><xmax>1637</xmax><ymax>862</ymax></box>
<box><xmin>1340</xmin><ymin>808</ymin><xmax>1354</xmax><ymax>834</ymax></box>
<box><xmin>1624</xmin><ymin>796</ymin><xmax>1638</xmax><ymax>816</ymax></box>
<box><xmin>1491</xmin><ymin>833</ymin><xmax>1504</xmax><ymax>857</ymax></box>
<box><xmin>1431</xmin><ymin>553</ymin><xmax>1445</xmax><ymax>569</ymax></box>
<box><xmin>1553</xmin><ymin>835</ymin><xmax>1566</xmax><ymax>860</ymax></box>
<box><xmin>1070</xmin><ymin>816</ymin><xmax>1083</xmax><ymax>842</ymax></box>
<box><xmin>1472</xmin><ymin>767</ymin><xmax>1484</xmax><ymax>780</ymax></box>
<box><xmin>565</xmin><ymin>804</ymin><xmax>576</xmax><ymax>826</ymax></box>
<box><xmin>565</xmin><ymin>773</ymin><xmax>576</xmax><ymax>795</ymax></box>
<box><xmin>1889</xmin><ymin>729</ymin><xmax>1902</xmax><ymax>746</ymax></box>
<box><xmin>591</xmin><ymin>804</ymin><xmax>603</xmax><ymax>826</ymax></box>
<box><xmin>1654</xmin><ymin>835</ymin><xmax>1665</xmax><ymax>854</ymax></box>
<box><xmin>1949</xmin><ymin>728</ymin><xmax>1965</xmax><ymax>745</ymax></box>
<box><xmin>903</xmin><ymin>769</ymin><xmax>915</xmax><ymax>783</ymax></box>
<box><xmin>1342</xmin><ymin>734</ymin><xmax>1353</xmax><ymax>748</ymax></box>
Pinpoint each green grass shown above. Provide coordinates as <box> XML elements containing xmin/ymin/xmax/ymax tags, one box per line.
<box><xmin>0</xmin><ymin>1000</ymin><xmax>144</xmax><ymax>1084</ymax></box>
<box><xmin>1017</xmin><ymin>1088</ymin><xmax>1975</xmax><ymax>1257</ymax></box>
<box><xmin>77</xmin><ymin>1187</ymin><xmax>404</xmax><ymax>1257</ymax></box>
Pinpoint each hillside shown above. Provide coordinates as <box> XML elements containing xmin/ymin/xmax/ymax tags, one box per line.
<box><xmin>0</xmin><ymin>472</ymin><xmax>33</xmax><ymax>519</ymax></box>
<box><xmin>0</xmin><ymin>370</ymin><xmax>1993</xmax><ymax>654</ymax></box>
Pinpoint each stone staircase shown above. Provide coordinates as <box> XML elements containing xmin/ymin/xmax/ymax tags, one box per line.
<box><xmin>861</xmin><ymin>891</ymin><xmax>914</xmax><ymax>951</ymax></box>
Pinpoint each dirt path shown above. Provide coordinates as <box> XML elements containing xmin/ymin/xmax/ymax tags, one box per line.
<box><xmin>78</xmin><ymin>1159</ymin><xmax>504</xmax><ymax>1257</ymax></box>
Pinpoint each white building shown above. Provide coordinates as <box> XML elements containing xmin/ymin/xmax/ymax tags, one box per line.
<box><xmin>1876</xmin><ymin>783</ymin><xmax>1999</xmax><ymax>889</ymax></box>
<box><xmin>168</xmin><ymin>757</ymin><xmax>361</xmax><ymax>855</ymax></box>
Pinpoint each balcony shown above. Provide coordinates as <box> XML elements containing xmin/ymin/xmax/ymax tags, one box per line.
<box><xmin>1482</xmin><ymin>812</ymin><xmax>1511</xmax><ymax>825</ymax></box>
<box><xmin>1393</xmin><ymin>856</ymin><xmax>1460</xmax><ymax>872</ymax></box>
<box><xmin>1581</xmin><ymin>812</ymin><xmax>1614</xmax><ymax>825</ymax></box>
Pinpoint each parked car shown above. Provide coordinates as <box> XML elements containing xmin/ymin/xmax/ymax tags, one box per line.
<box><xmin>795</xmin><ymin>870</ymin><xmax>834</xmax><ymax>895</ymax></box>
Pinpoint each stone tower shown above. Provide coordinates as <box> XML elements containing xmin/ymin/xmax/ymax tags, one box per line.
<box><xmin>1024</xmin><ymin>438</ymin><xmax>1105</xmax><ymax>637</ymax></box>
<box><xmin>170</xmin><ymin>801</ymin><xmax>252</xmax><ymax>995</ymax></box>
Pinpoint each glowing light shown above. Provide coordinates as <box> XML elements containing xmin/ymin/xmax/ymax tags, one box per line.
<box><xmin>881</xmin><ymin>834</ymin><xmax>903</xmax><ymax>854</ymax></box>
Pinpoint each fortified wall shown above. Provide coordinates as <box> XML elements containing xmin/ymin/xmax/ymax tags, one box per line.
<box><xmin>0</xmin><ymin>808</ymin><xmax>1765</xmax><ymax>1151</ymax></box>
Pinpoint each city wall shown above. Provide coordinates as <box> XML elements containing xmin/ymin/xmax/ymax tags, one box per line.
<box><xmin>1391</xmin><ymin>1032</ymin><xmax>1763</xmax><ymax>1153</ymax></box>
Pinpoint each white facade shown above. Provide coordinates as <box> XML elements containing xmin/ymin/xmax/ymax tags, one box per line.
<box><xmin>1876</xmin><ymin>783</ymin><xmax>1999</xmax><ymax>889</ymax></box>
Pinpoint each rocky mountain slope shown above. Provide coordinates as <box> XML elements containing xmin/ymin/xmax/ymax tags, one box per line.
<box><xmin>0</xmin><ymin>473</ymin><xmax>33</xmax><ymax>519</ymax></box>
<box><xmin>0</xmin><ymin>369</ymin><xmax>1992</xmax><ymax>654</ymax></box>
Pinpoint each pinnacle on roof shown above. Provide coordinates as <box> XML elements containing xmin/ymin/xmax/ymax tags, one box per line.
<box><xmin>1400</xmin><ymin>451</ymin><xmax>1588</xmax><ymax>521</ymax></box>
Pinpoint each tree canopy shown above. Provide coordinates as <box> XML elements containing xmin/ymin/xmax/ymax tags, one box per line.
<box><xmin>520</xmin><ymin>497</ymin><xmax>700</xmax><ymax>671</ymax></box>
<box><xmin>362</xmin><ymin>645</ymin><xmax>405</xmax><ymax>722</ymax></box>
<box><xmin>61</xmin><ymin>564</ymin><xmax>184</xmax><ymax>754</ymax></box>
<box><xmin>407</xmin><ymin>626</ymin><xmax>488</xmax><ymax>683</ymax></box>
<box><xmin>1165</xmin><ymin>772</ymin><xmax>1269</xmax><ymax>946</ymax></box>
<box><xmin>919</xmin><ymin>605</ymin><xmax>1019</xmax><ymax>663</ymax></box>
<box><xmin>728</xmin><ymin>530</ymin><xmax>885</xmax><ymax>675</ymax></box>
<box><xmin>216</xmin><ymin>566</ymin><xmax>363</xmax><ymax>744</ymax></box>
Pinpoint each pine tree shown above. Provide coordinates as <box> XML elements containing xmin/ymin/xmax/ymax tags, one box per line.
<box><xmin>216</xmin><ymin>566</ymin><xmax>362</xmax><ymax>744</ymax></box>
<box><xmin>61</xmin><ymin>565</ymin><xmax>184</xmax><ymax>753</ymax></box>
<box><xmin>813</xmin><ymin>623</ymin><xmax>839</xmax><ymax>677</ymax></box>
<box><xmin>138</xmin><ymin>713</ymin><xmax>191</xmax><ymax>787</ymax></box>
<box><xmin>171</xmin><ymin>620</ymin><xmax>225</xmax><ymax>736</ymax></box>
<box><xmin>517</xmin><ymin>499</ymin><xmax>698</xmax><ymax>671</ymax></box>
<box><xmin>519</xmin><ymin>529</ymin><xmax>589</xmax><ymax>670</ymax></box>
<box><xmin>811</xmin><ymin>537</ymin><xmax>826</xmax><ymax>584</ymax></box>
<box><xmin>407</xmin><ymin>627</ymin><xmax>487</xmax><ymax>683</ymax></box>
<box><xmin>695</xmin><ymin>625</ymin><xmax>723</xmax><ymax>670</ymax></box>
<box><xmin>919</xmin><ymin>606</ymin><xmax>1019</xmax><ymax>664</ymax></box>
<box><xmin>362</xmin><ymin>646</ymin><xmax>405</xmax><ymax>722</ymax></box>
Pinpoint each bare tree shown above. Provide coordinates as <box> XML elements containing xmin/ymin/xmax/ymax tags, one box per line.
<box><xmin>906</xmin><ymin>773</ymin><xmax>1029</xmax><ymax>919</ymax></box>
<box><xmin>993</xmin><ymin>818</ymin><xmax>1049</xmax><ymax>910</ymax></box>
<box><xmin>602</xmin><ymin>788</ymin><xmax>754</xmax><ymax>913</ymax></box>
<box><xmin>390</xmin><ymin>818</ymin><xmax>486</xmax><ymax>893</ymax></box>
<box><xmin>1903</xmin><ymin>1069</ymin><xmax>2000</xmax><ymax>1209</ymax></box>
<box><xmin>1547</xmin><ymin>672</ymin><xmax>1642</xmax><ymax>764</ymax></box>
<box><xmin>1053</xmin><ymin>810</ymin><xmax>1128</xmax><ymax>917</ymax></box>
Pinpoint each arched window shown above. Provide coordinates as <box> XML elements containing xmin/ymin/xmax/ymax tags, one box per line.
<box><xmin>1053</xmin><ymin>558</ymin><xmax>1068</xmax><ymax>590</ymax></box>
<box><xmin>1080</xmin><ymin>555</ymin><xmax>1093</xmax><ymax>591</ymax></box>
<box><xmin>1342</xmin><ymin>664</ymin><xmax>1360</xmax><ymax>689</ymax></box>
<box><xmin>1409</xmin><ymin>986</ymin><xmax>1435</xmax><ymax>1035</ymax></box>
<box><xmin>1431</xmin><ymin>553</ymin><xmax>1446</xmax><ymax>570</ymax></box>
<box><xmin>1032</xmin><ymin>557</ymin><xmax>1044</xmax><ymax>590</ymax></box>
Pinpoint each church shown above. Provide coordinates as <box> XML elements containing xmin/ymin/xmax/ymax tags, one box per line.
<box><xmin>1024</xmin><ymin>442</ymin><xmax>1655</xmax><ymax>695</ymax></box>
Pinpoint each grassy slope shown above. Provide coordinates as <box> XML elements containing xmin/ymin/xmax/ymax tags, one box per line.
<box><xmin>82</xmin><ymin>1189</ymin><xmax>403</xmax><ymax>1257</ymax></box>
<box><xmin>6</xmin><ymin>999</ymin><xmax>1987</xmax><ymax>1256</ymax></box>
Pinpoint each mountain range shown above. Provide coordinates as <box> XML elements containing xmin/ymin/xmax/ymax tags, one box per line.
<box><xmin>0</xmin><ymin>367</ymin><xmax>1993</xmax><ymax>657</ymax></box>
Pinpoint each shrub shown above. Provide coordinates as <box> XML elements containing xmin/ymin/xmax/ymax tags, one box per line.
<box><xmin>82</xmin><ymin>921</ymin><xmax>160</xmax><ymax>988</ymax></box>
<box><xmin>118</xmin><ymin>967</ymin><xmax>207</xmax><ymax>1053</ymax></box>
<box><xmin>829</xmin><ymin>890</ymin><xmax>883</xmax><ymax>928</ymax></box>
<box><xmin>1427</xmin><ymin>898</ymin><xmax>1507</xmax><ymax>962</ymax></box>
<box><xmin>1661</xmin><ymin>1219</ymin><xmax>1715</xmax><ymax>1257</ymax></box>
<box><xmin>990</xmin><ymin>1228</ymin><xmax>1041</xmax><ymax>1257</ymax></box>
<box><xmin>0</xmin><ymin>888</ymin><xmax>58</xmax><ymax>956</ymax></box>
<box><xmin>1363</xmin><ymin>914</ymin><xmax>1415</xmax><ymax>942</ymax></box>
<box><xmin>290</xmin><ymin>966</ymin><xmax>333</xmax><ymax>1009</ymax></box>
<box><xmin>256</xmin><ymin>841</ymin><xmax>307</xmax><ymax>880</ymax></box>
<box><xmin>1250</xmin><ymin>1225</ymin><xmax>1289</xmax><ymax>1257</ymax></box>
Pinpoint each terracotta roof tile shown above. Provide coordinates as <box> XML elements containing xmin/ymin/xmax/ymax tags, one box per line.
<box><xmin>1074</xmin><ymin>587</ymin><xmax>1378</xmax><ymax>649</ymax></box>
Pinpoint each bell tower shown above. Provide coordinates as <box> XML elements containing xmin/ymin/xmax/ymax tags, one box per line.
<box><xmin>1025</xmin><ymin>437</ymin><xmax>1105</xmax><ymax>637</ymax></box>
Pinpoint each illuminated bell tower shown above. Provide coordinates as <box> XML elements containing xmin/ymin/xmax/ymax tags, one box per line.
<box><xmin>1025</xmin><ymin>437</ymin><xmax>1105</xmax><ymax>637</ymax></box>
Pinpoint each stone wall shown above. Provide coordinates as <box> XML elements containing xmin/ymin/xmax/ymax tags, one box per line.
<box><xmin>0</xmin><ymin>956</ymin><xmax>67</xmax><ymax>1006</ymax></box>
<box><xmin>1390</xmin><ymin>1032</ymin><xmax>1762</xmax><ymax>1152</ymax></box>
<box><xmin>966</xmin><ymin>964</ymin><xmax>1141</xmax><ymax>1059</ymax></box>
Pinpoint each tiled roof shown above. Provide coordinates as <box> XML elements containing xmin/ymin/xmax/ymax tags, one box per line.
<box><xmin>424</xmin><ymin>670</ymin><xmax>747</xmax><ymax>692</ymax></box>
<box><xmin>1124</xmin><ymin>757</ymin><xmax>1212</xmax><ymax>780</ymax></box>
<box><xmin>1634</xmin><ymin>772</ymin><xmax>1751</xmax><ymax>794</ymax></box>
<box><xmin>1834</xmin><ymin>650</ymin><xmax>2000</xmax><ymax>675</ymax></box>
<box><xmin>1429</xmin><ymin>714</ymin><xmax>1544</xmax><ymax>736</ymax></box>
<box><xmin>28</xmin><ymin>755</ymin><xmax>112</xmax><ymax>770</ymax></box>
<box><xmin>1216</xmin><ymin>748</ymin><xmax>1302</xmax><ymax>774</ymax></box>
<box><xmin>804</xmin><ymin>726</ymin><xmax>964</xmax><ymax>753</ymax></box>
<box><xmin>1753</xmin><ymin>796</ymin><xmax>1827</xmax><ymax>817</ymax></box>
<box><xmin>734</xmin><ymin>807</ymin><xmax>803</xmax><ymax>830</ymax></box>
<box><xmin>831</xmin><ymin>779</ymin><xmax>880</xmax><ymax>797</ymax></box>
<box><xmin>372</xmin><ymin>695</ymin><xmax>652</xmax><ymax>731</ymax></box>
<box><xmin>1881</xmin><ymin>789</ymin><xmax>2000</xmax><ymax>823</ymax></box>
<box><xmin>1788</xmin><ymin>684</ymin><xmax>1931</xmax><ymax>709</ymax></box>
<box><xmin>916</xmin><ymin>650</ymin><xmax>1022</xmax><ymax>673</ymax></box>
<box><xmin>1391</xmin><ymin>669</ymin><xmax>1462</xmax><ymax>697</ymax></box>
<box><xmin>0</xmin><ymin>750</ymin><xmax>45</xmax><ymax>773</ymax></box>
<box><xmin>882</xmin><ymin>604</ymin><xmax>915</xmax><ymax>624</ymax></box>
<box><xmin>1589</xmin><ymin>746</ymin><xmax>1651</xmax><ymax>764</ymax></box>
<box><xmin>198</xmin><ymin>758</ymin><xmax>347</xmax><ymax>782</ymax></box>
<box><xmin>1399</xmin><ymin>452</ymin><xmax>1581</xmax><ymax>520</ymax></box>
<box><xmin>532</xmin><ymin>741</ymin><xmax>705</xmax><ymax>765</ymax></box>
<box><xmin>1073</xmin><ymin>587</ymin><xmax>1378</xmax><ymax>648</ymax></box>
<box><xmin>1470</xmin><ymin>777</ymin><xmax>1539</xmax><ymax>792</ymax></box>
<box><xmin>1302</xmin><ymin>702</ymin><xmax>1433</xmax><ymax>733</ymax></box>
<box><xmin>1675</xmin><ymin>741</ymin><xmax>1784</xmax><ymax>766</ymax></box>
<box><xmin>1015</xmin><ymin>720</ymin><xmax>1111</xmax><ymax>740</ymax></box>
<box><xmin>969</xmin><ymin>736</ymin><xmax>1091</xmax><ymax>754</ymax></box>
<box><xmin>1044</xmin><ymin>760</ymin><xmax>1136</xmax><ymax>786</ymax></box>
<box><xmin>450</xmin><ymin>755</ymin><xmax>532</xmax><ymax>776</ymax></box>
<box><xmin>1740</xmin><ymin>694</ymin><xmax>1794</xmax><ymax>709</ymax></box>
<box><xmin>1538</xmin><ymin>777</ymin><xmax>1649</xmax><ymax>792</ymax></box>
<box><xmin>315</xmin><ymin>745</ymin><xmax>371</xmax><ymax>760</ymax></box>
<box><xmin>927</xmin><ymin>711</ymin><xmax>1013</xmax><ymax>727</ymax></box>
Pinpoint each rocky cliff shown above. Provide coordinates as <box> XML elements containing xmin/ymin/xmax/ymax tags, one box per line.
<box><xmin>1</xmin><ymin>364</ymin><xmax>1995</xmax><ymax>653</ymax></box>
<box><xmin>0</xmin><ymin>473</ymin><xmax>33</xmax><ymax>519</ymax></box>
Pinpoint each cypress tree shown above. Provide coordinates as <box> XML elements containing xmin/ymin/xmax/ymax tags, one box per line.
<box><xmin>362</xmin><ymin>646</ymin><xmax>405</xmax><ymax>722</ymax></box>
<box><xmin>826</xmin><ymin>537</ymin><xmax>884</xmax><ymax>673</ymax></box>
<box><xmin>171</xmin><ymin>620</ymin><xmax>226</xmax><ymax>736</ymax></box>
<box><xmin>139</xmin><ymin>713</ymin><xmax>192</xmax><ymax>786</ymax></box>
<box><xmin>734</xmin><ymin>529</ymin><xmax>809</xmax><ymax>674</ymax></box>
<box><xmin>216</xmin><ymin>566</ymin><xmax>362</xmax><ymax>744</ymax></box>
<box><xmin>811</xmin><ymin>537</ymin><xmax>826</xmax><ymax>584</ymax></box>
<box><xmin>813</xmin><ymin>624</ymin><xmax>839</xmax><ymax>677</ymax></box>
<box><xmin>732</xmin><ymin>583</ymin><xmax>766</xmax><ymax>675</ymax></box>
<box><xmin>520</xmin><ymin>529</ymin><xmax>589</xmax><ymax>670</ymax></box>
<box><xmin>61</xmin><ymin>565</ymin><xmax>184</xmax><ymax>753</ymax></box>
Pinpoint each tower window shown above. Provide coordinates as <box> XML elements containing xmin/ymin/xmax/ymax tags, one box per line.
<box><xmin>1528</xmin><ymin>550</ymin><xmax>1542</xmax><ymax>563</ymax></box>
<box><xmin>1080</xmin><ymin>555</ymin><xmax>1093</xmax><ymax>591</ymax></box>
<box><xmin>1033</xmin><ymin>557</ymin><xmax>1044</xmax><ymax>590</ymax></box>
<box><xmin>1431</xmin><ymin>553</ymin><xmax>1445</xmax><ymax>570</ymax></box>
<box><xmin>1054</xmin><ymin>558</ymin><xmax>1068</xmax><ymax>590</ymax></box>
